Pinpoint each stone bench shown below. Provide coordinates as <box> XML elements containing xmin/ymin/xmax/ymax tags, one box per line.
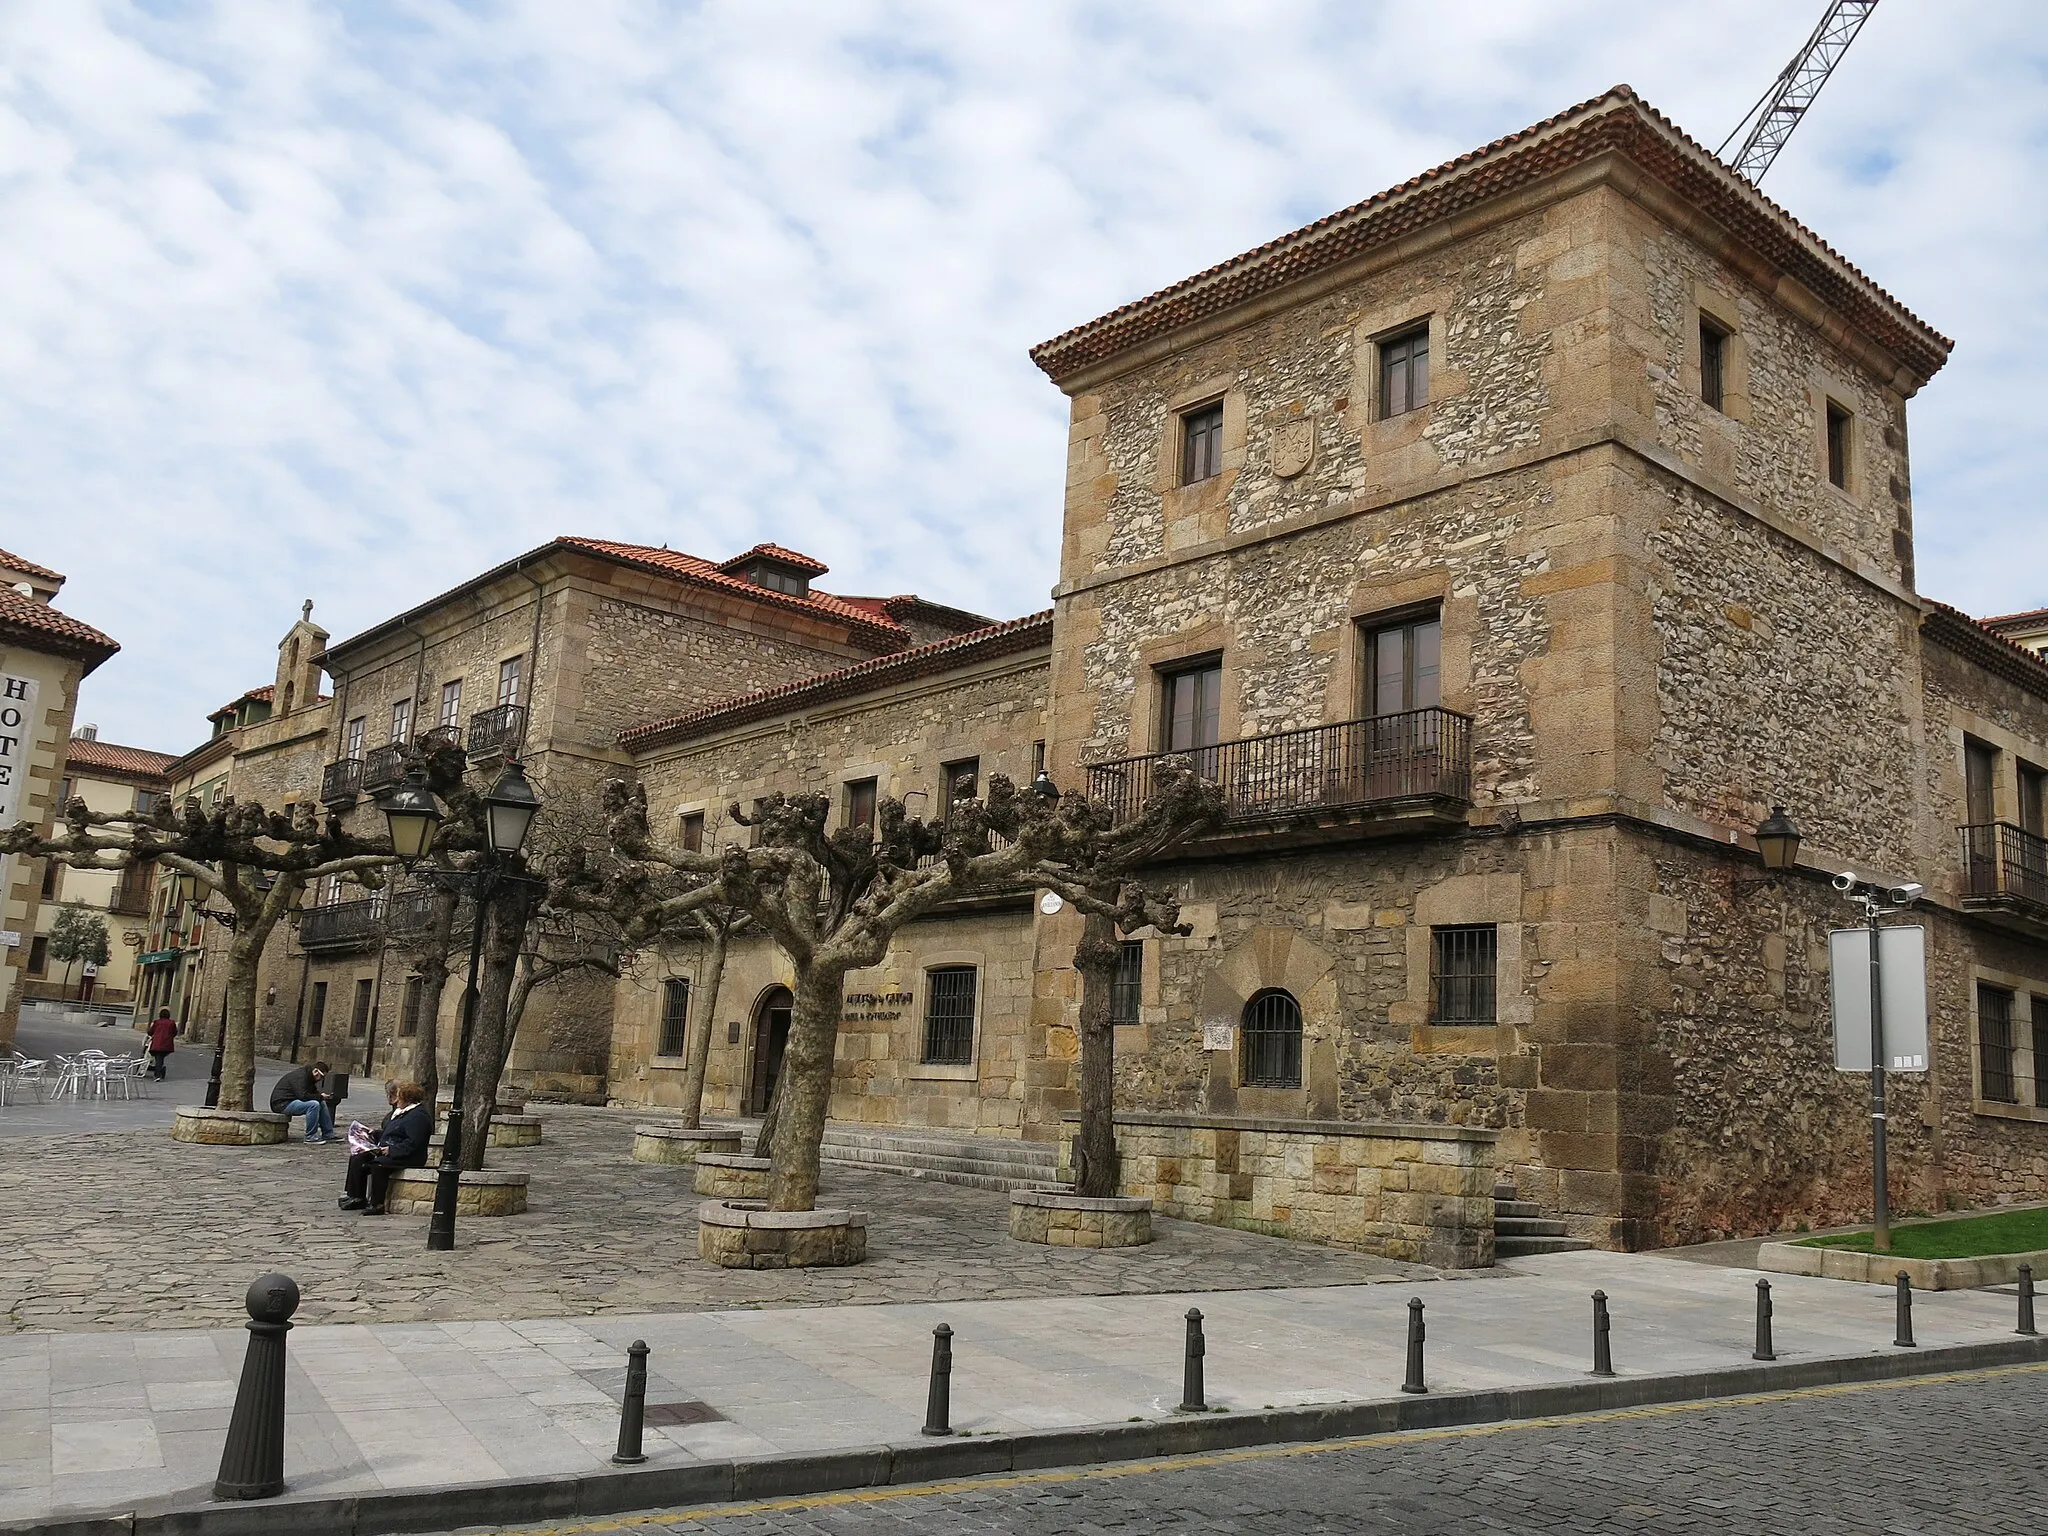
<box><xmin>436</xmin><ymin>1091</ymin><xmax>527</xmax><ymax>1118</ymax></box>
<box><xmin>693</xmin><ymin>1153</ymin><xmax>771</xmax><ymax>1199</ymax></box>
<box><xmin>699</xmin><ymin>1200</ymin><xmax>866</xmax><ymax>1269</ymax></box>
<box><xmin>172</xmin><ymin>1108</ymin><xmax>289</xmax><ymax>1146</ymax></box>
<box><xmin>1009</xmin><ymin>1187</ymin><xmax>1154</xmax><ymax>1248</ymax></box>
<box><xmin>633</xmin><ymin>1125</ymin><xmax>744</xmax><ymax>1165</ymax></box>
<box><xmin>432</xmin><ymin>1111</ymin><xmax>543</xmax><ymax>1149</ymax></box>
<box><xmin>383</xmin><ymin>1167</ymin><xmax>529</xmax><ymax>1217</ymax></box>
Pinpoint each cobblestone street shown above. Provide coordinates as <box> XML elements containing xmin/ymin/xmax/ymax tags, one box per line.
<box><xmin>468</xmin><ymin>1365</ymin><xmax>2048</xmax><ymax>1536</ymax></box>
<box><xmin>0</xmin><ymin>1105</ymin><xmax>1423</xmax><ymax>1333</ymax></box>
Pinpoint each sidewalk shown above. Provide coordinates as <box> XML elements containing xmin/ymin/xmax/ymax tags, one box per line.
<box><xmin>3</xmin><ymin>1248</ymin><xmax>2039</xmax><ymax>1532</ymax></box>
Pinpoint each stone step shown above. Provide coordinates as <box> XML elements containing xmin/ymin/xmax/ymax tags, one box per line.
<box><xmin>821</xmin><ymin>1127</ymin><xmax>1058</xmax><ymax>1163</ymax></box>
<box><xmin>1496</xmin><ymin>1214</ymin><xmax>1570</xmax><ymax>1238</ymax></box>
<box><xmin>1492</xmin><ymin>1183</ymin><xmax>1518</xmax><ymax>1201</ymax></box>
<box><xmin>1494</xmin><ymin>1199</ymin><xmax>1544</xmax><ymax>1219</ymax></box>
<box><xmin>810</xmin><ymin>1124</ymin><xmax>1068</xmax><ymax>1194</ymax></box>
<box><xmin>1496</xmin><ymin>1234</ymin><xmax>1595</xmax><ymax>1257</ymax></box>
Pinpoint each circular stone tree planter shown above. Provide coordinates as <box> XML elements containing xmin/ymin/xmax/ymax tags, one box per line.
<box><xmin>437</xmin><ymin>1089</ymin><xmax>527</xmax><ymax>1118</ymax></box>
<box><xmin>383</xmin><ymin>1168</ymin><xmax>529</xmax><ymax>1217</ymax></box>
<box><xmin>699</xmin><ymin>1200</ymin><xmax>867</xmax><ymax>1269</ymax></box>
<box><xmin>693</xmin><ymin>1153</ymin><xmax>771</xmax><ymax>1199</ymax></box>
<box><xmin>633</xmin><ymin>1125</ymin><xmax>744</xmax><ymax>1165</ymax></box>
<box><xmin>171</xmin><ymin>1108</ymin><xmax>289</xmax><ymax>1146</ymax></box>
<box><xmin>1008</xmin><ymin>1188</ymin><xmax>1154</xmax><ymax>1248</ymax></box>
<box><xmin>432</xmin><ymin>1111</ymin><xmax>543</xmax><ymax>1149</ymax></box>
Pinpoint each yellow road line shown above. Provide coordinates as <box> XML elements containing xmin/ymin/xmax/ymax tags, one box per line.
<box><xmin>497</xmin><ymin>1360</ymin><xmax>2048</xmax><ymax>1534</ymax></box>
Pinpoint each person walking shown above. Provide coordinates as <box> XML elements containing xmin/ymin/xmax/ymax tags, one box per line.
<box><xmin>338</xmin><ymin>1081</ymin><xmax>431</xmax><ymax>1214</ymax></box>
<box><xmin>144</xmin><ymin>1007</ymin><xmax>177</xmax><ymax>1081</ymax></box>
<box><xmin>270</xmin><ymin>1061</ymin><xmax>337</xmax><ymax>1142</ymax></box>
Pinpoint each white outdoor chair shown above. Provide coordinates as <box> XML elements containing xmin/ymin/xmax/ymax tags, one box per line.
<box><xmin>8</xmin><ymin>1055</ymin><xmax>48</xmax><ymax>1102</ymax></box>
<box><xmin>48</xmin><ymin>1055</ymin><xmax>89</xmax><ymax>1102</ymax></box>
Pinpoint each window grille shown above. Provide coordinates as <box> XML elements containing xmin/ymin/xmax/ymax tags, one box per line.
<box><xmin>658</xmin><ymin>978</ymin><xmax>691</xmax><ymax>1058</ymax></box>
<box><xmin>1110</xmin><ymin>941</ymin><xmax>1143</xmax><ymax>1028</ymax></box>
<box><xmin>398</xmin><ymin>977</ymin><xmax>423</xmax><ymax>1038</ymax></box>
<box><xmin>1180</xmin><ymin>400</ymin><xmax>1223</xmax><ymax>484</ymax></box>
<box><xmin>1979</xmin><ymin>984</ymin><xmax>2017</xmax><ymax>1103</ymax></box>
<box><xmin>1379</xmin><ymin>325</ymin><xmax>1429</xmax><ymax>418</ymax></box>
<box><xmin>922</xmin><ymin>966</ymin><xmax>978</xmax><ymax>1065</ymax></box>
<box><xmin>1240</xmin><ymin>989</ymin><xmax>1303</xmax><ymax>1087</ymax></box>
<box><xmin>2033</xmin><ymin>998</ymin><xmax>2048</xmax><ymax>1108</ymax></box>
<box><xmin>1431</xmin><ymin>925</ymin><xmax>1498</xmax><ymax>1025</ymax></box>
<box><xmin>349</xmin><ymin>978</ymin><xmax>374</xmax><ymax>1039</ymax></box>
<box><xmin>307</xmin><ymin>981</ymin><xmax>327</xmax><ymax>1038</ymax></box>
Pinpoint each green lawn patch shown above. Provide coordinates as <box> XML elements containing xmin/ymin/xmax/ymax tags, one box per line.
<box><xmin>1795</xmin><ymin>1204</ymin><xmax>2048</xmax><ymax>1259</ymax></box>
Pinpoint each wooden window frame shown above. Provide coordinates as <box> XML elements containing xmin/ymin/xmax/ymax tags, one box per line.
<box><xmin>1378</xmin><ymin>324</ymin><xmax>1430</xmax><ymax>420</ymax></box>
<box><xmin>1360</xmin><ymin>611</ymin><xmax>1443</xmax><ymax>718</ymax></box>
<box><xmin>1825</xmin><ymin>400</ymin><xmax>1852</xmax><ymax>490</ymax></box>
<box><xmin>1179</xmin><ymin>399</ymin><xmax>1224</xmax><ymax>486</ymax></box>
<box><xmin>1156</xmin><ymin>656</ymin><xmax>1224</xmax><ymax>755</ymax></box>
<box><xmin>497</xmin><ymin>656</ymin><xmax>523</xmax><ymax>709</ymax></box>
<box><xmin>1700</xmin><ymin>317</ymin><xmax>1729</xmax><ymax>413</ymax></box>
<box><xmin>679</xmin><ymin>812</ymin><xmax>705</xmax><ymax>854</ymax></box>
<box><xmin>307</xmin><ymin>981</ymin><xmax>328</xmax><ymax>1038</ymax></box>
<box><xmin>439</xmin><ymin>680</ymin><xmax>463</xmax><ymax>729</ymax></box>
<box><xmin>844</xmin><ymin>777</ymin><xmax>879</xmax><ymax>832</ymax></box>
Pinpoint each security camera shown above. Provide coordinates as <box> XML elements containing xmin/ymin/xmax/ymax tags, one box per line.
<box><xmin>1889</xmin><ymin>883</ymin><xmax>1924</xmax><ymax>906</ymax></box>
<box><xmin>1832</xmin><ymin>871</ymin><xmax>1858</xmax><ymax>893</ymax></box>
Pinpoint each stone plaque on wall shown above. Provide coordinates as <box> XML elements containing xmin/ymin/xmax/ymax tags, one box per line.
<box><xmin>1270</xmin><ymin>419</ymin><xmax>1314</xmax><ymax>479</ymax></box>
<box><xmin>1202</xmin><ymin>1020</ymin><xmax>1236</xmax><ymax>1052</ymax></box>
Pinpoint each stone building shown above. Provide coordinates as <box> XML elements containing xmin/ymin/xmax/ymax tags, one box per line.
<box><xmin>1985</xmin><ymin>607</ymin><xmax>2048</xmax><ymax>660</ymax></box>
<box><xmin>0</xmin><ymin>547</ymin><xmax>119</xmax><ymax>1054</ymax></box>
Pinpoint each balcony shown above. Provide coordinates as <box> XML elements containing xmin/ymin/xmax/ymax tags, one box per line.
<box><xmin>299</xmin><ymin>896</ymin><xmax>384</xmax><ymax>950</ymax></box>
<box><xmin>320</xmin><ymin>757</ymin><xmax>364</xmax><ymax>808</ymax></box>
<box><xmin>1086</xmin><ymin>708</ymin><xmax>1472</xmax><ymax>853</ymax></box>
<box><xmin>361</xmin><ymin>743</ymin><xmax>406</xmax><ymax>793</ymax></box>
<box><xmin>1960</xmin><ymin>822</ymin><xmax>2048</xmax><ymax>938</ymax></box>
<box><xmin>383</xmin><ymin>885</ymin><xmax>444</xmax><ymax>936</ymax></box>
<box><xmin>419</xmin><ymin>723</ymin><xmax>463</xmax><ymax>753</ymax></box>
<box><xmin>468</xmin><ymin>703</ymin><xmax>528</xmax><ymax>761</ymax></box>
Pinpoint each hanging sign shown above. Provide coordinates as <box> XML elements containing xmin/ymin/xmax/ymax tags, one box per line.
<box><xmin>0</xmin><ymin>672</ymin><xmax>39</xmax><ymax>914</ymax></box>
<box><xmin>1829</xmin><ymin>926</ymin><xmax>1930</xmax><ymax>1073</ymax></box>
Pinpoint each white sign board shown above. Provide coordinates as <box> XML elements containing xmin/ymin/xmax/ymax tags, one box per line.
<box><xmin>1829</xmin><ymin>926</ymin><xmax>1930</xmax><ymax>1073</ymax></box>
<box><xmin>0</xmin><ymin>673</ymin><xmax>39</xmax><ymax>916</ymax></box>
<box><xmin>1202</xmin><ymin>1020</ymin><xmax>1236</xmax><ymax>1052</ymax></box>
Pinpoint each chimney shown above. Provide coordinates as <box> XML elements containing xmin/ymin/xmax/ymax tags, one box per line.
<box><xmin>73</xmin><ymin>723</ymin><xmax>98</xmax><ymax>741</ymax></box>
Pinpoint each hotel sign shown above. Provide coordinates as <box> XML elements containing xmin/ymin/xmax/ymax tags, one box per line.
<box><xmin>0</xmin><ymin>673</ymin><xmax>39</xmax><ymax>911</ymax></box>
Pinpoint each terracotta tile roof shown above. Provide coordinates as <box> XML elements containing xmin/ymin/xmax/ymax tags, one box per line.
<box><xmin>1031</xmin><ymin>86</ymin><xmax>1953</xmax><ymax>388</ymax></box>
<box><xmin>1923</xmin><ymin>600</ymin><xmax>2048</xmax><ymax>700</ymax></box>
<box><xmin>0</xmin><ymin>547</ymin><xmax>63</xmax><ymax>583</ymax></box>
<box><xmin>206</xmin><ymin>683</ymin><xmax>330</xmax><ymax>722</ymax></box>
<box><xmin>1982</xmin><ymin>606</ymin><xmax>2048</xmax><ymax>631</ymax></box>
<box><xmin>621</xmin><ymin>610</ymin><xmax>1053</xmax><ymax>753</ymax></box>
<box><xmin>557</xmin><ymin>537</ymin><xmax>907</xmax><ymax>646</ymax></box>
<box><xmin>0</xmin><ymin>585</ymin><xmax>118</xmax><ymax>669</ymax></box>
<box><xmin>64</xmin><ymin>738</ymin><xmax>178</xmax><ymax>781</ymax></box>
<box><xmin>716</xmin><ymin>543</ymin><xmax>831</xmax><ymax>577</ymax></box>
<box><xmin>839</xmin><ymin>594</ymin><xmax>998</xmax><ymax>635</ymax></box>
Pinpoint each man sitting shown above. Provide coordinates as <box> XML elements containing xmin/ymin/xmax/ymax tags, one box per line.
<box><xmin>338</xmin><ymin>1081</ymin><xmax>432</xmax><ymax>1215</ymax></box>
<box><xmin>269</xmin><ymin>1061</ymin><xmax>337</xmax><ymax>1143</ymax></box>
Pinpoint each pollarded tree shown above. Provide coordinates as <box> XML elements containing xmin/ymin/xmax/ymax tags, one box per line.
<box><xmin>46</xmin><ymin>901</ymin><xmax>112</xmax><ymax>1000</ymax></box>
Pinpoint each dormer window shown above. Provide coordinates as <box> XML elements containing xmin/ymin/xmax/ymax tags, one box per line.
<box><xmin>748</xmin><ymin>562</ymin><xmax>810</xmax><ymax>597</ymax></box>
<box><xmin>717</xmin><ymin>543</ymin><xmax>828</xmax><ymax>600</ymax></box>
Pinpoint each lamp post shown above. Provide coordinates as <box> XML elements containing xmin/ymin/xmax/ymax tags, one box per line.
<box><xmin>1732</xmin><ymin>806</ymin><xmax>1803</xmax><ymax>895</ymax></box>
<box><xmin>378</xmin><ymin>761</ymin><xmax>541</xmax><ymax>1252</ymax></box>
<box><xmin>1832</xmin><ymin>873</ymin><xmax>1923</xmax><ymax>1254</ymax></box>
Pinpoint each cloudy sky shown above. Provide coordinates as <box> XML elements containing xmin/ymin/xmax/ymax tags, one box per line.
<box><xmin>4</xmin><ymin>1</ymin><xmax>2044</xmax><ymax>750</ymax></box>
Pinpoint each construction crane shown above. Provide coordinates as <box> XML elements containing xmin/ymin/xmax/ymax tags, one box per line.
<box><xmin>1718</xmin><ymin>0</ymin><xmax>1878</xmax><ymax>184</ymax></box>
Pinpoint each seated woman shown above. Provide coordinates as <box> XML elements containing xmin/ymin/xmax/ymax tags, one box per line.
<box><xmin>338</xmin><ymin>1081</ymin><xmax>432</xmax><ymax>1215</ymax></box>
<box><xmin>269</xmin><ymin>1061</ymin><xmax>336</xmax><ymax>1143</ymax></box>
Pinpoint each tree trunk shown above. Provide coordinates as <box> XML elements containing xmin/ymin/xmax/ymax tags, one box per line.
<box><xmin>766</xmin><ymin>965</ymin><xmax>849</xmax><ymax>1212</ymax></box>
<box><xmin>1073</xmin><ymin>906</ymin><xmax>1122</xmax><ymax>1199</ymax></box>
<box><xmin>680</xmin><ymin>919</ymin><xmax>730</xmax><ymax>1130</ymax></box>
<box><xmin>457</xmin><ymin>879</ymin><xmax>536</xmax><ymax>1171</ymax></box>
<box><xmin>413</xmin><ymin>893</ymin><xmax>457</xmax><ymax>1106</ymax></box>
<box><xmin>217</xmin><ymin>930</ymin><xmax>268</xmax><ymax>1113</ymax></box>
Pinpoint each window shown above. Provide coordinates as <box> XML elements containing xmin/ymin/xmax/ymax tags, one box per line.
<box><xmin>2020</xmin><ymin>763</ymin><xmax>2045</xmax><ymax>839</ymax></box>
<box><xmin>748</xmin><ymin>797</ymin><xmax>768</xmax><ymax>847</ymax></box>
<box><xmin>1979</xmin><ymin>983</ymin><xmax>2017</xmax><ymax>1103</ymax></box>
<box><xmin>1431</xmin><ymin>925</ymin><xmax>1498</xmax><ymax>1025</ymax></box>
<box><xmin>498</xmin><ymin>656</ymin><xmax>522</xmax><ymax>708</ymax></box>
<box><xmin>1110</xmin><ymin>941</ymin><xmax>1143</xmax><ymax>1028</ymax></box>
<box><xmin>1364</xmin><ymin>614</ymin><xmax>1442</xmax><ymax>716</ymax></box>
<box><xmin>749</xmin><ymin>562</ymin><xmax>809</xmax><ymax>596</ymax></box>
<box><xmin>940</xmin><ymin>758</ymin><xmax>980</xmax><ymax>816</ymax></box>
<box><xmin>680</xmin><ymin>812</ymin><xmax>705</xmax><ymax>853</ymax></box>
<box><xmin>349</xmin><ymin>977</ymin><xmax>374</xmax><ymax>1039</ymax></box>
<box><xmin>1180</xmin><ymin>400</ymin><xmax>1224</xmax><ymax>485</ymax></box>
<box><xmin>39</xmin><ymin>859</ymin><xmax>58</xmax><ymax>899</ymax></box>
<box><xmin>1378</xmin><ymin>324</ymin><xmax>1429</xmax><ymax>419</ymax></box>
<box><xmin>844</xmin><ymin>778</ymin><xmax>878</xmax><ymax>831</ymax></box>
<box><xmin>922</xmin><ymin>966</ymin><xmax>978</xmax><ymax>1065</ymax></box>
<box><xmin>344</xmin><ymin>716</ymin><xmax>365</xmax><ymax>759</ymax></box>
<box><xmin>2034</xmin><ymin>996</ymin><xmax>2048</xmax><ymax>1109</ymax></box>
<box><xmin>134</xmin><ymin>789</ymin><xmax>165</xmax><ymax>817</ymax></box>
<box><xmin>26</xmin><ymin>935</ymin><xmax>47</xmax><ymax>976</ymax></box>
<box><xmin>1159</xmin><ymin>659</ymin><xmax>1223</xmax><ymax>755</ymax></box>
<box><xmin>307</xmin><ymin>981</ymin><xmax>328</xmax><ymax>1038</ymax></box>
<box><xmin>1825</xmin><ymin>401</ymin><xmax>1851</xmax><ymax>490</ymax></box>
<box><xmin>1032</xmin><ymin>740</ymin><xmax>1047</xmax><ymax>777</ymax></box>
<box><xmin>439</xmin><ymin>680</ymin><xmax>463</xmax><ymax>729</ymax></box>
<box><xmin>1700</xmin><ymin>318</ymin><xmax>1728</xmax><ymax>413</ymax></box>
<box><xmin>1240</xmin><ymin>989</ymin><xmax>1303</xmax><ymax>1087</ymax></box>
<box><xmin>390</xmin><ymin>698</ymin><xmax>411</xmax><ymax>744</ymax></box>
<box><xmin>398</xmin><ymin>976</ymin><xmax>423</xmax><ymax>1038</ymax></box>
<box><xmin>1964</xmin><ymin>738</ymin><xmax>1999</xmax><ymax>826</ymax></box>
<box><xmin>657</xmin><ymin>978</ymin><xmax>691</xmax><ymax>1058</ymax></box>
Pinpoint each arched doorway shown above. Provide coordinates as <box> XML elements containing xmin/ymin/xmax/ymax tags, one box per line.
<box><xmin>747</xmin><ymin>986</ymin><xmax>793</xmax><ymax>1115</ymax></box>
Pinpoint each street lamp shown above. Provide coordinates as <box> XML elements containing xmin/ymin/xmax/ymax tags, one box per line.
<box><xmin>379</xmin><ymin>759</ymin><xmax>542</xmax><ymax>1252</ymax></box>
<box><xmin>1028</xmin><ymin>770</ymin><xmax>1061</xmax><ymax>803</ymax></box>
<box><xmin>1755</xmin><ymin>807</ymin><xmax>1802</xmax><ymax>872</ymax></box>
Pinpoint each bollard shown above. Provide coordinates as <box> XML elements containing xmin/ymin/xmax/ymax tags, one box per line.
<box><xmin>213</xmin><ymin>1274</ymin><xmax>299</xmax><ymax>1501</ymax></box>
<box><xmin>1752</xmin><ymin>1278</ymin><xmax>1775</xmax><ymax>1362</ymax></box>
<box><xmin>921</xmin><ymin>1324</ymin><xmax>954</xmax><ymax>1437</ymax></box>
<box><xmin>1176</xmin><ymin>1308</ymin><xmax>1206</xmax><ymax>1413</ymax></box>
<box><xmin>1590</xmin><ymin>1290</ymin><xmax>1615</xmax><ymax>1377</ymax></box>
<box><xmin>1401</xmin><ymin>1297</ymin><xmax>1427</xmax><ymax>1395</ymax></box>
<box><xmin>1893</xmin><ymin>1271</ymin><xmax>1916</xmax><ymax>1348</ymax></box>
<box><xmin>2018</xmin><ymin>1264</ymin><xmax>2037</xmax><ymax>1337</ymax></box>
<box><xmin>611</xmin><ymin>1340</ymin><xmax>649</xmax><ymax>1465</ymax></box>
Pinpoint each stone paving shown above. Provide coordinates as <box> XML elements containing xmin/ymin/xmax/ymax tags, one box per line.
<box><xmin>0</xmin><ymin>1104</ymin><xmax>1426</xmax><ymax>1335</ymax></box>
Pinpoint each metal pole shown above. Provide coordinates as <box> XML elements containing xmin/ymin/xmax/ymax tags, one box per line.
<box><xmin>1867</xmin><ymin>903</ymin><xmax>1891</xmax><ymax>1252</ymax></box>
<box><xmin>1753</xmin><ymin>1279</ymin><xmax>1775</xmax><ymax>1361</ymax></box>
<box><xmin>1591</xmin><ymin>1290</ymin><xmax>1615</xmax><ymax>1377</ymax></box>
<box><xmin>213</xmin><ymin>1274</ymin><xmax>299</xmax><ymax>1500</ymax></box>
<box><xmin>1177</xmin><ymin>1308</ymin><xmax>1206</xmax><ymax>1412</ymax></box>
<box><xmin>1893</xmin><ymin>1271</ymin><xmax>1915</xmax><ymax>1348</ymax></box>
<box><xmin>2018</xmin><ymin>1264</ymin><xmax>2037</xmax><ymax>1336</ymax></box>
<box><xmin>1401</xmin><ymin>1297</ymin><xmax>1427</xmax><ymax>1394</ymax></box>
<box><xmin>611</xmin><ymin>1340</ymin><xmax>649</xmax><ymax>1465</ymax></box>
<box><xmin>921</xmin><ymin>1323</ymin><xmax>953</xmax><ymax>1436</ymax></box>
<box><xmin>204</xmin><ymin>982</ymin><xmax>227</xmax><ymax>1109</ymax></box>
<box><xmin>428</xmin><ymin>871</ymin><xmax>492</xmax><ymax>1253</ymax></box>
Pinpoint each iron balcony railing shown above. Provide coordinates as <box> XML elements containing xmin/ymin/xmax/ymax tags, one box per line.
<box><xmin>468</xmin><ymin>703</ymin><xmax>528</xmax><ymax>759</ymax></box>
<box><xmin>361</xmin><ymin>743</ymin><xmax>406</xmax><ymax>793</ymax></box>
<box><xmin>914</xmin><ymin>827</ymin><xmax>1016</xmax><ymax>872</ymax></box>
<box><xmin>1086</xmin><ymin>707</ymin><xmax>1473</xmax><ymax>827</ymax></box>
<box><xmin>299</xmin><ymin>896</ymin><xmax>384</xmax><ymax>949</ymax></box>
<box><xmin>419</xmin><ymin>723</ymin><xmax>464</xmax><ymax>753</ymax></box>
<box><xmin>319</xmin><ymin>757</ymin><xmax>364</xmax><ymax>806</ymax></box>
<box><xmin>383</xmin><ymin>885</ymin><xmax>444</xmax><ymax>935</ymax></box>
<box><xmin>1960</xmin><ymin>822</ymin><xmax>2048</xmax><ymax>910</ymax></box>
